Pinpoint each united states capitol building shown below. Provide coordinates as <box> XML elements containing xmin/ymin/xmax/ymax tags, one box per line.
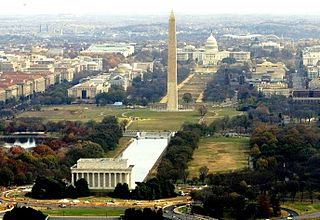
<box><xmin>177</xmin><ymin>33</ymin><xmax>250</xmax><ymax>66</ymax></box>
<box><xmin>71</xmin><ymin>158</ymin><xmax>134</xmax><ymax>190</ymax></box>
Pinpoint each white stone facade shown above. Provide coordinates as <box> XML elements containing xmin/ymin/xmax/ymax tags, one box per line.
<box><xmin>71</xmin><ymin>158</ymin><xmax>134</xmax><ymax>190</ymax></box>
<box><xmin>177</xmin><ymin>34</ymin><xmax>250</xmax><ymax>65</ymax></box>
<box><xmin>303</xmin><ymin>46</ymin><xmax>320</xmax><ymax>67</ymax></box>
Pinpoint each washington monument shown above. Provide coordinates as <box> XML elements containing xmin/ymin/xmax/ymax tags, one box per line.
<box><xmin>167</xmin><ymin>10</ymin><xmax>178</xmax><ymax>111</ymax></box>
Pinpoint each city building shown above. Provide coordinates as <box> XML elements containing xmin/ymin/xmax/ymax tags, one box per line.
<box><xmin>229</xmin><ymin>51</ymin><xmax>251</xmax><ymax>62</ymax></box>
<box><xmin>257</xmin><ymin>82</ymin><xmax>290</xmax><ymax>97</ymax></box>
<box><xmin>291</xmin><ymin>90</ymin><xmax>320</xmax><ymax>103</ymax></box>
<box><xmin>302</xmin><ymin>46</ymin><xmax>320</xmax><ymax>79</ymax></box>
<box><xmin>306</xmin><ymin>66</ymin><xmax>320</xmax><ymax>80</ymax></box>
<box><xmin>0</xmin><ymin>61</ymin><xmax>17</xmax><ymax>72</ymax></box>
<box><xmin>109</xmin><ymin>75</ymin><xmax>130</xmax><ymax>91</ymax></box>
<box><xmin>252</xmin><ymin>61</ymin><xmax>286</xmax><ymax>81</ymax></box>
<box><xmin>303</xmin><ymin>46</ymin><xmax>320</xmax><ymax>67</ymax></box>
<box><xmin>81</xmin><ymin>43</ymin><xmax>134</xmax><ymax>57</ymax></box>
<box><xmin>0</xmin><ymin>88</ymin><xmax>5</xmax><ymax>102</ymax></box>
<box><xmin>54</xmin><ymin>64</ymin><xmax>74</xmax><ymax>82</ymax></box>
<box><xmin>28</xmin><ymin>63</ymin><xmax>55</xmax><ymax>73</ymax></box>
<box><xmin>77</xmin><ymin>56</ymin><xmax>103</xmax><ymax>72</ymax></box>
<box><xmin>47</xmin><ymin>48</ymin><xmax>64</xmax><ymax>57</ymax></box>
<box><xmin>0</xmin><ymin>80</ymin><xmax>19</xmax><ymax>100</ymax></box>
<box><xmin>250</xmin><ymin>61</ymin><xmax>289</xmax><ymax>97</ymax></box>
<box><xmin>132</xmin><ymin>62</ymin><xmax>154</xmax><ymax>73</ymax></box>
<box><xmin>252</xmin><ymin>41</ymin><xmax>284</xmax><ymax>51</ymax></box>
<box><xmin>109</xmin><ymin>63</ymin><xmax>146</xmax><ymax>81</ymax></box>
<box><xmin>71</xmin><ymin>158</ymin><xmax>134</xmax><ymax>190</ymax></box>
<box><xmin>177</xmin><ymin>34</ymin><xmax>250</xmax><ymax>65</ymax></box>
<box><xmin>67</xmin><ymin>74</ymin><xmax>110</xmax><ymax>100</ymax></box>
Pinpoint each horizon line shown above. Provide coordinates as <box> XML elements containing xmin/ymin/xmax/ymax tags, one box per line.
<box><xmin>1</xmin><ymin>11</ymin><xmax>320</xmax><ymax>16</ymax></box>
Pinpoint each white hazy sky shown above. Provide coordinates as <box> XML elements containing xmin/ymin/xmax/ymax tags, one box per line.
<box><xmin>2</xmin><ymin>0</ymin><xmax>320</xmax><ymax>15</ymax></box>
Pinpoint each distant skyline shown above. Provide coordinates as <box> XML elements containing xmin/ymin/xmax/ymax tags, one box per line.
<box><xmin>2</xmin><ymin>0</ymin><xmax>320</xmax><ymax>15</ymax></box>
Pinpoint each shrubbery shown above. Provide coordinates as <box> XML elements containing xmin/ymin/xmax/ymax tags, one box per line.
<box><xmin>28</xmin><ymin>176</ymin><xmax>90</xmax><ymax>199</ymax></box>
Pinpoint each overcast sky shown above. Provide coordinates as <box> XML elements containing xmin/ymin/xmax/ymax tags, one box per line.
<box><xmin>2</xmin><ymin>0</ymin><xmax>320</xmax><ymax>15</ymax></box>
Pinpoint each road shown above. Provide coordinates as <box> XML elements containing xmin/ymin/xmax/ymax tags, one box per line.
<box><xmin>282</xmin><ymin>207</ymin><xmax>299</xmax><ymax>217</ymax></box>
<box><xmin>163</xmin><ymin>204</ymin><xmax>217</xmax><ymax>220</ymax></box>
<box><xmin>2</xmin><ymin>187</ymin><xmax>320</xmax><ymax>220</ymax></box>
<box><xmin>293</xmin><ymin>212</ymin><xmax>320</xmax><ymax>219</ymax></box>
<box><xmin>163</xmin><ymin>204</ymin><xmax>197</xmax><ymax>220</ymax></box>
<box><xmin>48</xmin><ymin>217</ymin><xmax>119</xmax><ymax>220</ymax></box>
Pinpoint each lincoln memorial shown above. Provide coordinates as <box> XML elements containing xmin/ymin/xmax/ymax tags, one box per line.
<box><xmin>71</xmin><ymin>158</ymin><xmax>134</xmax><ymax>190</ymax></box>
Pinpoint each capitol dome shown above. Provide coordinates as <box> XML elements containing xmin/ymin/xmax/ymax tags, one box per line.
<box><xmin>205</xmin><ymin>33</ymin><xmax>218</xmax><ymax>52</ymax></box>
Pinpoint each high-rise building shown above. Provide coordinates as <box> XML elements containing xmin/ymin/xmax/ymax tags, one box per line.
<box><xmin>167</xmin><ymin>11</ymin><xmax>178</xmax><ymax>111</ymax></box>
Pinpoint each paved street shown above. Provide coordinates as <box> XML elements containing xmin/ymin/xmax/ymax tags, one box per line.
<box><xmin>48</xmin><ymin>217</ymin><xmax>119</xmax><ymax>220</ymax></box>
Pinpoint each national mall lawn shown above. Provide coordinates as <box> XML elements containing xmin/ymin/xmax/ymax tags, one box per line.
<box><xmin>18</xmin><ymin>104</ymin><xmax>240</xmax><ymax>131</ymax></box>
<box><xmin>18</xmin><ymin>104</ymin><xmax>249</xmax><ymax>175</ymax></box>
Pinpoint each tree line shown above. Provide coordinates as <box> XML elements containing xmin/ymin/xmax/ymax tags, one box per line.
<box><xmin>204</xmin><ymin>66</ymin><xmax>250</xmax><ymax>102</ymax></box>
<box><xmin>0</xmin><ymin>116</ymin><xmax>123</xmax><ymax>186</ymax></box>
<box><xmin>111</xmin><ymin>178</ymin><xmax>176</xmax><ymax>200</ymax></box>
<box><xmin>156</xmin><ymin>123</ymin><xmax>207</xmax><ymax>183</ymax></box>
<box><xmin>28</xmin><ymin>176</ymin><xmax>90</xmax><ymax>199</ymax></box>
<box><xmin>4</xmin><ymin>206</ymin><xmax>164</xmax><ymax>220</ymax></box>
<box><xmin>190</xmin><ymin>123</ymin><xmax>320</xmax><ymax>219</ymax></box>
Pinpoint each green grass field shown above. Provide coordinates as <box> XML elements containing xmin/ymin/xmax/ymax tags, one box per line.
<box><xmin>18</xmin><ymin>105</ymin><xmax>128</xmax><ymax>122</ymax></box>
<box><xmin>43</xmin><ymin>207</ymin><xmax>125</xmax><ymax>216</ymax></box>
<box><xmin>124</xmin><ymin>109</ymin><xmax>205</xmax><ymax>131</ymax></box>
<box><xmin>18</xmin><ymin>105</ymin><xmax>241</xmax><ymax>131</ymax></box>
<box><xmin>188</xmin><ymin>136</ymin><xmax>249</xmax><ymax>178</ymax></box>
<box><xmin>203</xmin><ymin>107</ymin><xmax>242</xmax><ymax>124</ymax></box>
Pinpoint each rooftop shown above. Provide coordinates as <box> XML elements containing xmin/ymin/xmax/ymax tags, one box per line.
<box><xmin>71</xmin><ymin>158</ymin><xmax>134</xmax><ymax>170</ymax></box>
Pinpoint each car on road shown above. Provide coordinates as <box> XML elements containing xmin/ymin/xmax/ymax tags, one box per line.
<box><xmin>58</xmin><ymin>204</ymin><xmax>66</xmax><ymax>208</ymax></box>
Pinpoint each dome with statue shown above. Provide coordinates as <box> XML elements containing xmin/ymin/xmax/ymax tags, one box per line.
<box><xmin>205</xmin><ymin>33</ymin><xmax>218</xmax><ymax>52</ymax></box>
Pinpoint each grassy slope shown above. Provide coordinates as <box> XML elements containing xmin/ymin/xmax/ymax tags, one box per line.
<box><xmin>188</xmin><ymin>136</ymin><xmax>249</xmax><ymax>178</ymax></box>
<box><xmin>43</xmin><ymin>208</ymin><xmax>125</xmax><ymax>216</ymax></box>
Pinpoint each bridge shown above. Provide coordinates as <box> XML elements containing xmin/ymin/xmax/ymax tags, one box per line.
<box><xmin>0</xmin><ymin>132</ymin><xmax>55</xmax><ymax>139</ymax></box>
<box><xmin>123</xmin><ymin>131</ymin><xmax>175</xmax><ymax>139</ymax></box>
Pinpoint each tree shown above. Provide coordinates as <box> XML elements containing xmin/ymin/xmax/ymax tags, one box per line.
<box><xmin>198</xmin><ymin>105</ymin><xmax>208</xmax><ymax>117</ymax></box>
<box><xmin>33</xmin><ymin>144</ymin><xmax>55</xmax><ymax>156</ymax></box>
<box><xmin>95</xmin><ymin>89</ymin><xmax>126</xmax><ymax>105</ymax></box>
<box><xmin>33</xmin><ymin>105</ymin><xmax>41</xmax><ymax>111</ymax></box>
<box><xmin>120</xmin><ymin>119</ymin><xmax>129</xmax><ymax>132</ymax></box>
<box><xmin>199</xmin><ymin>166</ymin><xmax>209</xmax><ymax>183</ymax></box>
<box><xmin>270</xmin><ymin>194</ymin><xmax>281</xmax><ymax>216</ymax></box>
<box><xmin>0</xmin><ymin>168</ymin><xmax>14</xmax><ymax>186</ymax></box>
<box><xmin>0</xmin><ymin>121</ymin><xmax>5</xmax><ymax>133</ymax></box>
<box><xmin>221</xmin><ymin>57</ymin><xmax>236</xmax><ymax>64</ymax></box>
<box><xmin>66</xmin><ymin>141</ymin><xmax>105</xmax><ymax>165</ymax></box>
<box><xmin>0</xmin><ymin>109</ymin><xmax>14</xmax><ymax>119</ymax></box>
<box><xmin>4</xmin><ymin>207</ymin><xmax>47</xmax><ymax>220</ymax></box>
<box><xmin>257</xmin><ymin>194</ymin><xmax>272</xmax><ymax>218</ymax></box>
<box><xmin>30</xmin><ymin>176</ymin><xmax>67</xmax><ymax>199</ymax></box>
<box><xmin>113</xmin><ymin>183</ymin><xmax>131</xmax><ymax>199</ymax></box>
<box><xmin>75</xmin><ymin>178</ymin><xmax>90</xmax><ymax>197</ymax></box>
<box><xmin>86</xmin><ymin>116</ymin><xmax>123</xmax><ymax>152</ymax></box>
<box><xmin>122</xmin><ymin>208</ymin><xmax>163</xmax><ymax>220</ymax></box>
<box><xmin>15</xmin><ymin>173</ymin><xmax>28</xmax><ymax>185</ymax></box>
<box><xmin>182</xmin><ymin>93</ymin><xmax>193</xmax><ymax>104</ymax></box>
